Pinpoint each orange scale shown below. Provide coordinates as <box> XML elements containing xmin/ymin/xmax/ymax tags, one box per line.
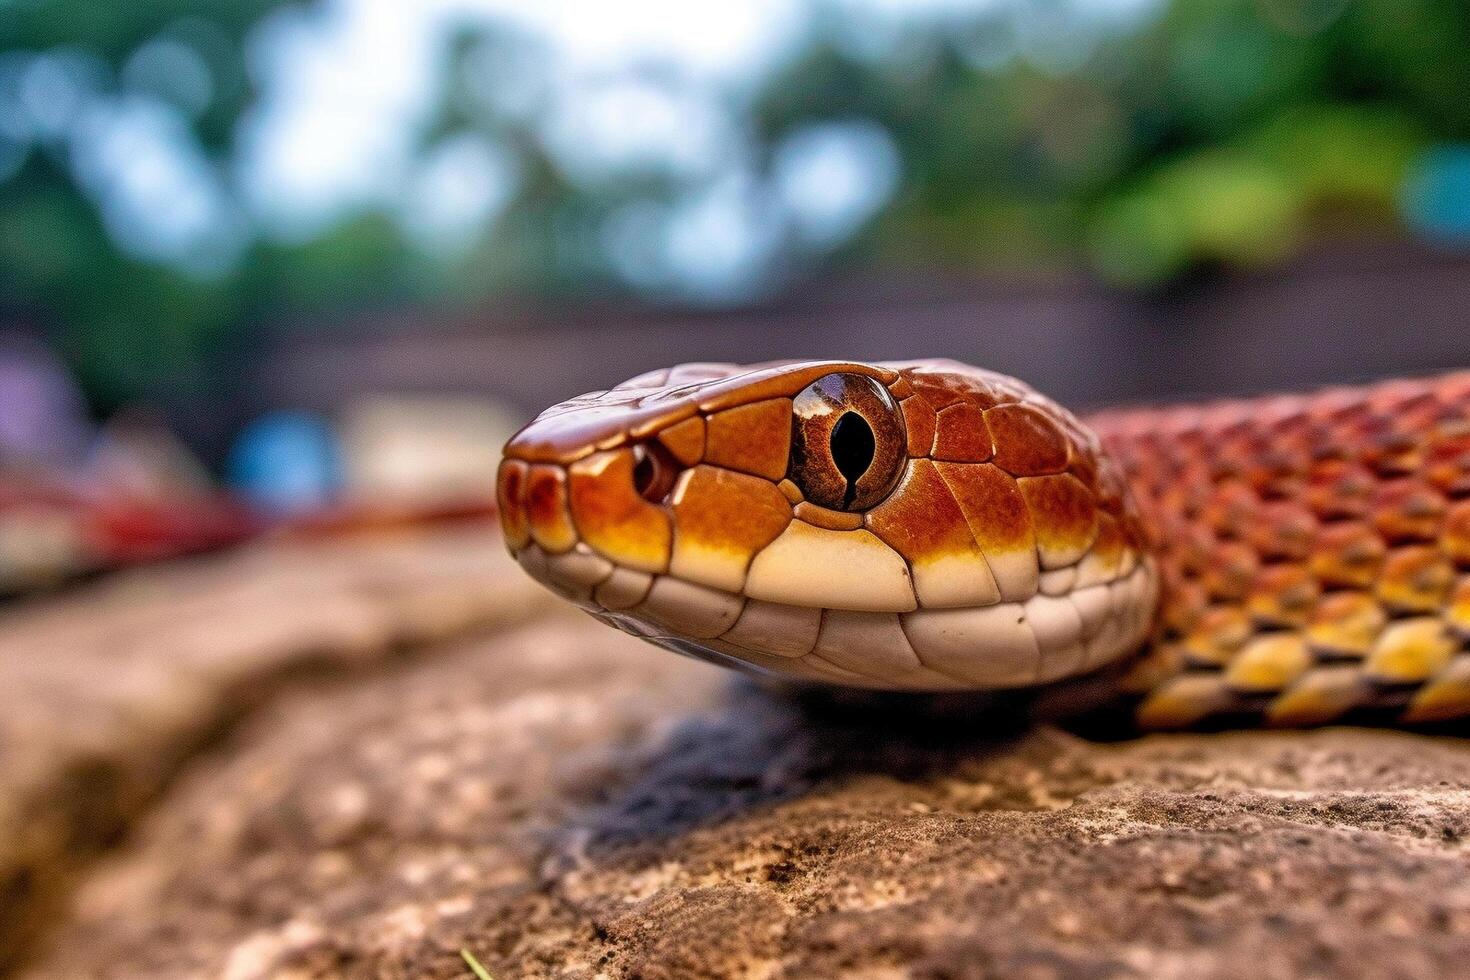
<box><xmin>1203</xmin><ymin>481</ymin><xmax>1258</xmax><ymax>538</ymax></box>
<box><xmin>656</xmin><ymin>416</ymin><xmax>706</xmax><ymax>466</ymax></box>
<box><xmin>1426</xmin><ymin>433</ymin><xmax>1470</xmax><ymax>496</ymax></box>
<box><xmin>932</xmin><ymin>458</ymin><xmax>1031</xmax><ymax>536</ymax></box>
<box><xmin>1170</xmin><ymin>520</ymin><xmax>1217</xmax><ymax>575</ymax></box>
<box><xmin>1399</xmin><ymin>406</ymin><xmax>1451</xmax><ymax>438</ymax></box>
<box><xmin>1378</xmin><ymin>391</ymin><xmax>1441</xmax><ymax>426</ymax></box>
<box><xmin>1304</xmin><ymin>591</ymin><xmax>1386</xmax><ymax>657</ymax></box>
<box><xmin>524</xmin><ymin>463</ymin><xmax>578</xmax><ymax>554</ymax></box>
<box><xmin>978</xmin><ymin>371</ymin><xmax>1031</xmax><ymax>403</ymax></box>
<box><xmin>1307</xmin><ymin>438</ymin><xmax>1349</xmax><ymax>464</ymax></box>
<box><xmin>900</xmin><ymin>393</ymin><xmax>939</xmax><ymax>458</ymax></box>
<box><xmin>1260</xmin><ymin>473</ymin><xmax>1306</xmax><ymax>502</ymax></box>
<box><xmin>908</xmin><ymin>375</ymin><xmax>969</xmax><ymax>411</ymax></box>
<box><xmin>1446</xmin><ymin>501</ymin><xmax>1470</xmax><ymax>567</ymax></box>
<box><xmin>1174</xmin><ymin>428</ymin><xmax>1210</xmax><ymax>455</ymax></box>
<box><xmin>1375</xmin><ymin>544</ymin><xmax>1456</xmax><ymax>614</ymax></box>
<box><xmin>568</xmin><ymin>449</ymin><xmax>673</xmax><ymax>573</ymax></box>
<box><xmin>1136</xmin><ymin>672</ymin><xmax>1232</xmax><ymax>729</ymax></box>
<box><xmin>1361</xmin><ymin>430</ymin><xmax>1423</xmax><ymax>477</ymax></box>
<box><xmin>1259</xmin><ymin>393</ymin><xmax>1311</xmax><ymax>425</ymax></box>
<box><xmin>1322</xmin><ymin>394</ymin><xmax>1371</xmax><ymax>425</ymax></box>
<box><xmin>1062</xmin><ymin>446</ymin><xmax>1106</xmax><ymax>491</ymax></box>
<box><xmin>793</xmin><ymin>501</ymin><xmax>863</xmax><ymax>531</ymax></box>
<box><xmin>496</xmin><ymin>458</ymin><xmax>531</xmax><ymax>550</ymax></box>
<box><xmin>1156</xmin><ymin>487</ymin><xmax>1193</xmax><ymax>527</ymax></box>
<box><xmin>1161</xmin><ymin>575</ymin><xmax>1209</xmax><ymax>635</ymax></box>
<box><xmin>1089</xmin><ymin>513</ymin><xmax>1126</xmax><ymax>567</ymax></box>
<box><xmin>1450</xmin><ymin>578</ymin><xmax>1470</xmax><ymax>636</ymax></box>
<box><xmin>931</xmin><ymin>402</ymin><xmax>995</xmax><ymax>463</ymax></box>
<box><xmin>1367</xmin><ymin>378</ymin><xmax>1432</xmax><ymax>411</ymax></box>
<box><xmin>1201</xmin><ymin>540</ymin><xmax>1260</xmax><ymax>602</ymax></box>
<box><xmin>1094</xmin><ymin>459</ymin><xmax>1132</xmax><ymax>516</ymax></box>
<box><xmin>1247</xmin><ymin>501</ymin><xmax>1317</xmax><ymax>561</ymax></box>
<box><xmin>694</xmin><ymin>362</ymin><xmax>895</xmax><ymax>412</ymax></box>
<box><xmin>1307</xmin><ymin>386</ymin><xmax>1364</xmax><ymax>422</ymax></box>
<box><xmin>986</xmin><ymin>403</ymin><xmax>1072</xmax><ymax>476</ymax></box>
<box><xmin>1200</xmin><ymin>402</ymin><xmax>1249</xmax><ymax>430</ymax></box>
<box><xmin>1403</xmin><ymin>656</ymin><xmax>1470</xmax><ymax>724</ymax></box>
<box><xmin>1246</xmin><ymin>564</ymin><xmax>1320</xmax><ymax>628</ymax></box>
<box><xmin>704</xmin><ymin>398</ymin><xmax>792</xmax><ymax>481</ymax></box>
<box><xmin>1299</xmin><ymin>420</ymin><xmax>1338</xmax><ymax>452</ymax></box>
<box><xmin>1266</xmin><ymin>413</ymin><xmax>1315</xmax><ymax>446</ymax></box>
<box><xmin>906</xmin><ymin>364</ymin><xmax>1017</xmax><ymax>405</ymax></box>
<box><xmin>1304</xmin><ymin>461</ymin><xmax>1375</xmax><ymax>520</ymax></box>
<box><xmin>1018</xmin><ymin>473</ymin><xmax>1100</xmax><ymax>570</ymax></box>
<box><xmin>1225</xmin><ymin>634</ymin><xmax>1311</xmax><ymax>693</ymax></box>
<box><xmin>1180</xmin><ymin>606</ymin><xmax>1252</xmax><ymax>666</ymax></box>
<box><xmin>932</xmin><ymin>462</ymin><xmax>1043</xmax><ymax>602</ymax></box>
<box><xmin>1309</xmin><ymin>522</ymin><xmax>1386</xmax><ymax>589</ymax></box>
<box><xmin>866</xmin><ymin>459</ymin><xmax>999</xmax><ymax>607</ymax></box>
<box><xmin>1120</xmin><ymin>511</ymin><xmax>1153</xmax><ymax>553</ymax></box>
<box><xmin>1365</xmin><ymin>618</ymin><xmax>1456</xmax><ymax>684</ymax></box>
<box><xmin>1429</xmin><ymin>464</ymin><xmax>1470</xmax><ymax>498</ymax></box>
<box><xmin>1247</xmin><ymin>448</ymin><xmax>1307</xmax><ymax>491</ymax></box>
<box><xmin>668</xmin><ymin>465</ymin><xmax>791</xmax><ymax>592</ymax></box>
<box><xmin>1217</xmin><ymin>424</ymin><xmax>1259</xmax><ymax>455</ymax></box>
<box><xmin>1207</xmin><ymin>455</ymin><xmax>1246</xmax><ymax>482</ymax></box>
<box><xmin>1266</xmin><ymin>667</ymin><xmax>1368</xmax><ymax>727</ymax></box>
<box><xmin>1438</xmin><ymin>373</ymin><xmax>1470</xmax><ymax>402</ymax></box>
<box><xmin>1370</xmin><ymin>480</ymin><xmax>1447</xmax><ymax>543</ymax></box>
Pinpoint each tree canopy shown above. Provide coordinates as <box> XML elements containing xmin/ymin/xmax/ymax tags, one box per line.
<box><xmin>2</xmin><ymin>0</ymin><xmax>1467</xmax><ymax>409</ymax></box>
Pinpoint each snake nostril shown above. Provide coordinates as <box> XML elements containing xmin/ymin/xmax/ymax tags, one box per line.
<box><xmin>633</xmin><ymin>448</ymin><xmax>658</xmax><ymax>496</ymax></box>
<box><xmin>631</xmin><ymin>443</ymin><xmax>680</xmax><ymax>503</ymax></box>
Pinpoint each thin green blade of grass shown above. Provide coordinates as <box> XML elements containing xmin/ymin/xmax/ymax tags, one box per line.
<box><xmin>460</xmin><ymin>948</ymin><xmax>495</xmax><ymax>980</ymax></box>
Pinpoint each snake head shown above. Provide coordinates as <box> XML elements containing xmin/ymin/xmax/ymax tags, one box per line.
<box><xmin>498</xmin><ymin>359</ymin><xmax>1157</xmax><ymax>690</ymax></box>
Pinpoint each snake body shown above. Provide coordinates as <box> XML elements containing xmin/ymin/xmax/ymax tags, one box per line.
<box><xmin>497</xmin><ymin>360</ymin><xmax>1470</xmax><ymax>729</ymax></box>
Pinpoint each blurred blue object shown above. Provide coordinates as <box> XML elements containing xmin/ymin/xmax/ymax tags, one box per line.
<box><xmin>1401</xmin><ymin>145</ymin><xmax>1470</xmax><ymax>244</ymax></box>
<box><xmin>226</xmin><ymin>411</ymin><xmax>341</xmax><ymax>513</ymax></box>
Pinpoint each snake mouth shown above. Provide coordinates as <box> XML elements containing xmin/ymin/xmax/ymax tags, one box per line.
<box><xmin>497</xmin><ymin>447</ymin><xmax>1160</xmax><ymax>694</ymax></box>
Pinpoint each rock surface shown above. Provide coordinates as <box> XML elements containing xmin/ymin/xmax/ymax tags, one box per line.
<box><xmin>16</xmin><ymin>585</ymin><xmax>1470</xmax><ymax>979</ymax></box>
<box><xmin>0</xmin><ymin>526</ymin><xmax>549</xmax><ymax>968</ymax></box>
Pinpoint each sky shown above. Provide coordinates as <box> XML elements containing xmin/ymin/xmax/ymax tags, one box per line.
<box><xmin>4</xmin><ymin>0</ymin><xmax>1164</xmax><ymax>294</ymax></box>
<box><xmin>238</xmin><ymin>0</ymin><xmax>1161</xmax><ymax>294</ymax></box>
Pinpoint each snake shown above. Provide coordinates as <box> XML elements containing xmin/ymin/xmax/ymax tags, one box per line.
<box><xmin>496</xmin><ymin>359</ymin><xmax>1470</xmax><ymax>729</ymax></box>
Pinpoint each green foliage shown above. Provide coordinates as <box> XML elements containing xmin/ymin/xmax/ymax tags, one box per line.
<box><xmin>751</xmin><ymin>0</ymin><xmax>1468</xmax><ymax>284</ymax></box>
<box><xmin>1</xmin><ymin>0</ymin><xmax>1468</xmax><ymax>409</ymax></box>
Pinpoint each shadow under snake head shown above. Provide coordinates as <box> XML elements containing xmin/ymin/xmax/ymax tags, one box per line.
<box><xmin>496</xmin><ymin>359</ymin><xmax>1159</xmax><ymax>693</ymax></box>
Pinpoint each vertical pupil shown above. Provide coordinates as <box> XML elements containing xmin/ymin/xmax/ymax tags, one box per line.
<box><xmin>830</xmin><ymin>412</ymin><xmax>876</xmax><ymax>506</ymax></box>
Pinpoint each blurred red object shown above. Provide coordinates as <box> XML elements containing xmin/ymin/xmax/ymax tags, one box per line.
<box><xmin>0</xmin><ymin>471</ymin><xmax>261</xmax><ymax>593</ymax></box>
<box><xmin>86</xmin><ymin>495</ymin><xmax>262</xmax><ymax>565</ymax></box>
<box><xmin>281</xmin><ymin>496</ymin><xmax>498</xmax><ymax>539</ymax></box>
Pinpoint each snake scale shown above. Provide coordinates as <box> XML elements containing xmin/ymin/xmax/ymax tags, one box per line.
<box><xmin>497</xmin><ymin>359</ymin><xmax>1470</xmax><ymax>729</ymax></box>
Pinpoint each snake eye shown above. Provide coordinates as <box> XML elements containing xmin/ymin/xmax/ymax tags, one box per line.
<box><xmin>789</xmin><ymin>373</ymin><xmax>905</xmax><ymax>511</ymax></box>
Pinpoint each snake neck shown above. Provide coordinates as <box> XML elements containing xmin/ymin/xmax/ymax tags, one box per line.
<box><xmin>1084</xmin><ymin>372</ymin><xmax>1470</xmax><ymax>728</ymax></box>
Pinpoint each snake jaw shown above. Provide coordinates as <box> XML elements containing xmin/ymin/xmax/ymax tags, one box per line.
<box><xmin>499</xmin><ymin>359</ymin><xmax>1159</xmax><ymax>693</ymax></box>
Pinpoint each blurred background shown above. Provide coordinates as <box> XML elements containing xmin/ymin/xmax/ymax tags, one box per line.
<box><xmin>2</xmin><ymin>0</ymin><xmax>1468</xmax><ymax>589</ymax></box>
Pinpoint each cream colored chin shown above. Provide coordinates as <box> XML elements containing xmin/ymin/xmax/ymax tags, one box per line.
<box><xmin>514</xmin><ymin>541</ymin><xmax>1159</xmax><ymax>692</ymax></box>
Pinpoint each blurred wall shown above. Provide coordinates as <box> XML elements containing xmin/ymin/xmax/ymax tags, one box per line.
<box><xmin>250</xmin><ymin>240</ymin><xmax>1470</xmax><ymax>439</ymax></box>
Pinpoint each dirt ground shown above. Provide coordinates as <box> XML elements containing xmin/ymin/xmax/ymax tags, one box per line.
<box><xmin>8</xmin><ymin>530</ymin><xmax>1470</xmax><ymax>979</ymax></box>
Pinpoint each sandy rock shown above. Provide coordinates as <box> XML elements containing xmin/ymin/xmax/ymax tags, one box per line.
<box><xmin>22</xmin><ymin>604</ymin><xmax>1470</xmax><ymax>979</ymax></box>
<box><xmin>0</xmin><ymin>527</ymin><xmax>548</xmax><ymax>967</ymax></box>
